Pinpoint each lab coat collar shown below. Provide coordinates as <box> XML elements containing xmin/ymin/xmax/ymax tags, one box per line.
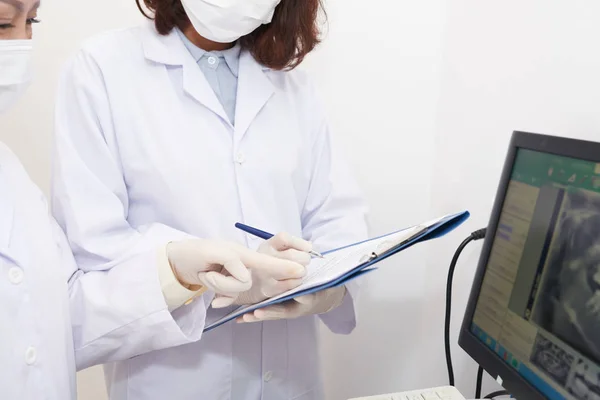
<box><xmin>141</xmin><ymin>22</ymin><xmax>231</xmax><ymax>124</ymax></box>
<box><xmin>141</xmin><ymin>22</ymin><xmax>185</xmax><ymax>66</ymax></box>
<box><xmin>234</xmin><ymin>50</ymin><xmax>275</xmax><ymax>141</ymax></box>
<box><xmin>222</xmin><ymin>45</ymin><xmax>241</xmax><ymax>79</ymax></box>
<box><xmin>141</xmin><ymin>22</ymin><xmax>275</xmax><ymax>134</ymax></box>
<box><xmin>176</xmin><ymin>28</ymin><xmax>241</xmax><ymax>79</ymax></box>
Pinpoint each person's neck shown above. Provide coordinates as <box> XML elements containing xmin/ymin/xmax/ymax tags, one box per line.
<box><xmin>182</xmin><ymin>25</ymin><xmax>235</xmax><ymax>52</ymax></box>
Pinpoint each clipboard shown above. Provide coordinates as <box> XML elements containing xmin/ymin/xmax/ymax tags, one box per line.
<box><xmin>203</xmin><ymin>210</ymin><xmax>470</xmax><ymax>332</ymax></box>
<box><xmin>362</xmin><ymin>225</ymin><xmax>430</xmax><ymax>263</ymax></box>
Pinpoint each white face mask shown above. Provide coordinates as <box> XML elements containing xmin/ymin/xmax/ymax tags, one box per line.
<box><xmin>181</xmin><ymin>0</ymin><xmax>282</xmax><ymax>43</ymax></box>
<box><xmin>0</xmin><ymin>40</ymin><xmax>33</xmax><ymax>114</ymax></box>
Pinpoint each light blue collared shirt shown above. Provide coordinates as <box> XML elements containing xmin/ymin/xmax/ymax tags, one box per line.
<box><xmin>177</xmin><ymin>30</ymin><xmax>240</xmax><ymax>124</ymax></box>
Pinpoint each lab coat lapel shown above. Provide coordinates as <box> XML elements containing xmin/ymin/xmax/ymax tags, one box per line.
<box><xmin>234</xmin><ymin>51</ymin><xmax>275</xmax><ymax>141</ymax></box>
<box><xmin>141</xmin><ymin>23</ymin><xmax>230</xmax><ymax>125</ymax></box>
<box><xmin>181</xmin><ymin>58</ymin><xmax>231</xmax><ymax>125</ymax></box>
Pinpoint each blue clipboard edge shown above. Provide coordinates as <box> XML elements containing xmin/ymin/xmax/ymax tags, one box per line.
<box><xmin>322</xmin><ymin>211</ymin><xmax>470</xmax><ymax>255</ymax></box>
<box><xmin>203</xmin><ymin>269</ymin><xmax>377</xmax><ymax>333</ymax></box>
<box><xmin>268</xmin><ymin>210</ymin><xmax>471</xmax><ymax>302</ymax></box>
<box><xmin>203</xmin><ymin>211</ymin><xmax>470</xmax><ymax>332</ymax></box>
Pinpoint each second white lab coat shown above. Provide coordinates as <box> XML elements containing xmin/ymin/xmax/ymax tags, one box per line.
<box><xmin>52</xmin><ymin>22</ymin><xmax>369</xmax><ymax>400</ymax></box>
<box><xmin>0</xmin><ymin>138</ymin><xmax>203</xmax><ymax>399</ymax></box>
<box><xmin>0</xmin><ymin>142</ymin><xmax>75</xmax><ymax>399</ymax></box>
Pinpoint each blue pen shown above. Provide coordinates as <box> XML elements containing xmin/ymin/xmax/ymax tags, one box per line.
<box><xmin>235</xmin><ymin>223</ymin><xmax>324</xmax><ymax>258</ymax></box>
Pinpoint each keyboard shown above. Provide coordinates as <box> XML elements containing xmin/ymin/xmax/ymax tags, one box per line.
<box><xmin>348</xmin><ymin>386</ymin><xmax>466</xmax><ymax>400</ymax></box>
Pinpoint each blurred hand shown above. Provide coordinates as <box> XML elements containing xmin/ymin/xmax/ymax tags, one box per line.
<box><xmin>222</xmin><ymin>232</ymin><xmax>312</xmax><ymax>307</ymax></box>
<box><xmin>167</xmin><ymin>238</ymin><xmax>305</xmax><ymax>308</ymax></box>
<box><xmin>237</xmin><ymin>286</ymin><xmax>347</xmax><ymax>323</ymax></box>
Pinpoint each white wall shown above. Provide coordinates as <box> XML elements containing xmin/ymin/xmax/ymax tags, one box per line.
<box><xmin>3</xmin><ymin>0</ymin><xmax>600</xmax><ymax>399</ymax></box>
<box><xmin>312</xmin><ymin>0</ymin><xmax>447</xmax><ymax>398</ymax></box>
<box><xmin>425</xmin><ymin>1</ymin><xmax>600</xmax><ymax>398</ymax></box>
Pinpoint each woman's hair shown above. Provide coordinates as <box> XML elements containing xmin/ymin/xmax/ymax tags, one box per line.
<box><xmin>136</xmin><ymin>0</ymin><xmax>324</xmax><ymax>70</ymax></box>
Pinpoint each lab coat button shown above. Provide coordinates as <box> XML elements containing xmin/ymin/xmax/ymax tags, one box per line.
<box><xmin>263</xmin><ymin>371</ymin><xmax>273</xmax><ymax>382</ymax></box>
<box><xmin>8</xmin><ymin>267</ymin><xmax>23</xmax><ymax>284</ymax></box>
<box><xmin>25</xmin><ymin>347</ymin><xmax>37</xmax><ymax>365</ymax></box>
<box><xmin>235</xmin><ymin>152</ymin><xmax>245</xmax><ymax>164</ymax></box>
<box><xmin>207</xmin><ymin>56</ymin><xmax>217</xmax><ymax>66</ymax></box>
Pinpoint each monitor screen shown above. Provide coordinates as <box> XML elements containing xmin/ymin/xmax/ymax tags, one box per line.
<box><xmin>470</xmin><ymin>148</ymin><xmax>600</xmax><ymax>400</ymax></box>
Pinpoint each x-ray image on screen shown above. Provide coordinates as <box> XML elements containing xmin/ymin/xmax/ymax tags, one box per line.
<box><xmin>531</xmin><ymin>188</ymin><xmax>600</xmax><ymax>363</ymax></box>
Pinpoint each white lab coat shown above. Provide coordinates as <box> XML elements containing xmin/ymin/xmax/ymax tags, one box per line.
<box><xmin>0</xmin><ymin>138</ymin><xmax>210</xmax><ymax>399</ymax></box>
<box><xmin>0</xmin><ymin>143</ymin><xmax>76</xmax><ymax>399</ymax></box>
<box><xmin>52</xmin><ymin>22</ymin><xmax>369</xmax><ymax>400</ymax></box>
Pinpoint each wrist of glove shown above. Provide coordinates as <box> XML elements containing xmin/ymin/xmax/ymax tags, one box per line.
<box><xmin>237</xmin><ymin>286</ymin><xmax>347</xmax><ymax>323</ymax></box>
<box><xmin>167</xmin><ymin>238</ymin><xmax>304</xmax><ymax>309</ymax></box>
<box><xmin>229</xmin><ymin>232</ymin><xmax>313</xmax><ymax>307</ymax></box>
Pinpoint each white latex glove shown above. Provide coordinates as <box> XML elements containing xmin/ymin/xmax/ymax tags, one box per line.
<box><xmin>237</xmin><ymin>286</ymin><xmax>347</xmax><ymax>323</ymax></box>
<box><xmin>223</xmin><ymin>232</ymin><xmax>313</xmax><ymax>307</ymax></box>
<box><xmin>258</xmin><ymin>232</ymin><xmax>313</xmax><ymax>266</ymax></box>
<box><xmin>167</xmin><ymin>239</ymin><xmax>305</xmax><ymax>308</ymax></box>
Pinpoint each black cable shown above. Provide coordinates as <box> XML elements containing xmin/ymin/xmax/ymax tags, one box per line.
<box><xmin>484</xmin><ymin>390</ymin><xmax>510</xmax><ymax>398</ymax></box>
<box><xmin>445</xmin><ymin>228</ymin><xmax>487</xmax><ymax>386</ymax></box>
<box><xmin>475</xmin><ymin>366</ymin><xmax>484</xmax><ymax>398</ymax></box>
<box><xmin>443</xmin><ymin>228</ymin><xmax>510</xmax><ymax>399</ymax></box>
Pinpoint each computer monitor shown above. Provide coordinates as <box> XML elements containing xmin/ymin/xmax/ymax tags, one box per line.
<box><xmin>459</xmin><ymin>131</ymin><xmax>600</xmax><ymax>400</ymax></box>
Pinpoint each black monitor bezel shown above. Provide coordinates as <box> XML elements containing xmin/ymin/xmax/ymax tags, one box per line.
<box><xmin>458</xmin><ymin>130</ymin><xmax>600</xmax><ymax>400</ymax></box>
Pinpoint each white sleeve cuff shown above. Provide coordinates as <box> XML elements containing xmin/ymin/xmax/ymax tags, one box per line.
<box><xmin>157</xmin><ymin>245</ymin><xmax>206</xmax><ymax>312</ymax></box>
<box><xmin>318</xmin><ymin>280</ymin><xmax>361</xmax><ymax>334</ymax></box>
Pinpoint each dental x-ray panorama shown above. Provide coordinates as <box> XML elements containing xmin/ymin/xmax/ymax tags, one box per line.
<box><xmin>531</xmin><ymin>187</ymin><xmax>600</xmax><ymax>364</ymax></box>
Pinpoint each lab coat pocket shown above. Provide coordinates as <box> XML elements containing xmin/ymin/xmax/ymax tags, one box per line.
<box><xmin>255</xmin><ymin>142</ymin><xmax>300</xmax><ymax>181</ymax></box>
<box><xmin>245</xmin><ymin>128</ymin><xmax>310</xmax><ymax>219</ymax></box>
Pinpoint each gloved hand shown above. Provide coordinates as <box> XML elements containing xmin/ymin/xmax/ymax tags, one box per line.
<box><xmin>236</xmin><ymin>286</ymin><xmax>347</xmax><ymax>323</ymax></box>
<box><xmin>226</xmin><ymin>232</ymin><xmax>313</xmax><ymax>307</ymax></box>
<box><xmin>167</xmin><ymin>239</ymin><xmax>306</xmax><ymax>308</ymax></box>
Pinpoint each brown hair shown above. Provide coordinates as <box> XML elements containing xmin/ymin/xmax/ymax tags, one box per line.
<box><xmin>136</xmin><ymin>0</ymin><xmax>324</xmax><ymax>70</ymax></box>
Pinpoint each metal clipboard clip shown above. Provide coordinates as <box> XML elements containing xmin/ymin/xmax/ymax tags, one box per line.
<box><xmin>359</xmin><ymin>225</ymin><xmax>430</xmax><ymax>264</ymax></box>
